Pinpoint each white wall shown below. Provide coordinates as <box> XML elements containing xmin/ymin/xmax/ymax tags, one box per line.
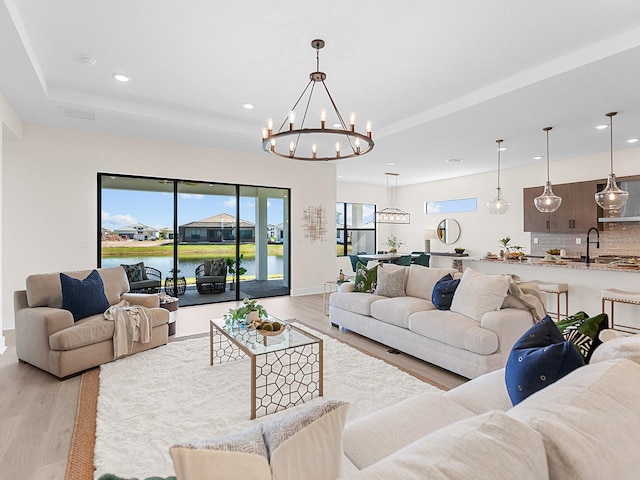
<box><xmin>0</xmin><ymin>94</ymin><xmax>23</xmax><ymax>350</ymax></box>
<box><xmin>2</xmin><ymin>123</ymin><xmax>338</xmax><ymax>328</ymax></box>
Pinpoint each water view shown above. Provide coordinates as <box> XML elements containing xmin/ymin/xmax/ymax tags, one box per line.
<box><xmin>101</xmin><ymin>255</ymin><xmax>284</xmax><ymax>279</ymax></box>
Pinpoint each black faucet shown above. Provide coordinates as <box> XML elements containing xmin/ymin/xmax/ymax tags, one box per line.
<box><xmin>586</xmin><ymin>227</ymin><xmax>600</xmax><ymax>265</ymax></box>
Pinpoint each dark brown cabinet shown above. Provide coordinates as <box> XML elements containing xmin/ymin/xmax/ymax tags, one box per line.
<box><xmin>523</xmin><ymin>180</ymin><xmax>600</xmax><ymax>233</ymax></box>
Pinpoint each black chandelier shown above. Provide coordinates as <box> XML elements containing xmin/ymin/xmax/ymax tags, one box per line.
<box><xmin>261</xmin><ymin>39</ymin><xmax>374</xmax><ymax>161</ymax></box>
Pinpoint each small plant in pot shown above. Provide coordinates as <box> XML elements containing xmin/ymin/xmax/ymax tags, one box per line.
<box><xmin>385</xmin><ymin>233</ymin><xmax>406</xmax><ymax>254</ymax></box>
<box><xmin>224</xmin><ymin>298</ymin><xmax>268</xmax><ymax>327</ymax></box>
<box><xmin>224</xmin><ymin>255</ymin><xmax>248</xmax><ymax>290</ymax></box>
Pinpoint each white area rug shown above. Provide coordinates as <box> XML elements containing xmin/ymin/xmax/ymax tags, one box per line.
<box><xmin>94</xmin><ymin>325</ymin><xmax>441</xmax><ymax>479</ymax></box>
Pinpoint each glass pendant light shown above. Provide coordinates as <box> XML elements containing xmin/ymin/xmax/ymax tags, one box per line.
<box><xmin>487</xmin><ymin>139</ymin><xmax>510</xmax><ymax>214</ymax></box>
<box><xmin>534</xmin><ymin>127</ymin><xmax>562</xmax><ymax>213</ymax></box>
<box><xmin>595</xmin><ymin>112</ymin><xmax>629</xmax><ymax>216</ymax></box>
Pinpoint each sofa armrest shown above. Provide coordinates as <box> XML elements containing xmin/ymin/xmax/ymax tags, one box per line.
<box><xmin>122</xmin><ymin>293</ymin><xmax>160</xmax><ymax>308</ymax></box>
<box><xmin>338</xmin><ymin>282</ymin><xmax>355</xmax><ymax>293</ymax></box>
<box><xmin>480</xmin><ymin>308</ymin><xmax>535</xmax><ymax>356</ymax></box>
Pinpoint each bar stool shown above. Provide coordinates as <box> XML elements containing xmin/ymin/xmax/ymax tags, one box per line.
<box><xmin>601</xmin><ymin>289</ymin><xmax>640</xmax><ymax>333</ymax></box>
<box><xmin>532</xmin><ymin>281</ymin><xmax>569</xmax><ymax>321</ymax></box>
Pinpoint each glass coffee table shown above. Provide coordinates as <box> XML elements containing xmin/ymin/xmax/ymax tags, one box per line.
<box><xmin>209</xmin><ymin>316</ymin><xmax>323</xmax><ymax>419</ymax></box>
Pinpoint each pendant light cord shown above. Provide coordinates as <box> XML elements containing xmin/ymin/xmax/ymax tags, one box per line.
<box><xmin>496</xmin><ymin>140</ymin><xmax>502</xmax><ymax>189</ymax></box>
<box><xmin>543</xmin><ymin>127</ymin><xmax>552</xmax><ymax>182</ymax></box>
<box><xmin>609</xmin><ymin>113</ymin><xmax>614</xmax><ymax>175</ymax></box>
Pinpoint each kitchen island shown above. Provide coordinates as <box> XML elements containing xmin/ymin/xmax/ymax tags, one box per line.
<box><xmin>463</xmin><ymin>257</ymin><xmax>640</xmax><ymax>331</ymax></box>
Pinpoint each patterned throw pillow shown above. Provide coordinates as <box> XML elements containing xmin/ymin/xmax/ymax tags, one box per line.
<box><xmin>211</xmin><ymin>260</ymin><xmax>225</xmax><ymax>276</ymax></box>
<box><xmin>353</xmin><ymin>262</ymin><xmax>379</xmax><ymax>293</ymax></box>
<box><xmin>556</xmin><ymin>311</ymin><xmax>609</xmax><ymax>363</ymax></box>
<box><xmin>374</xmin><ymin>265</ymin><xmax>406</xmax><ymax>297</ymax></box>
<box><xmin>60</xmin><ymin>270</ymin><xmax>111</xmax><ymax>321</ymax></box>
<box><xmin>505</xmin><ymin>316</ymin><xmax>584</xmax><ymax>405</ymax></box>
<box><xmin>121</xmin><ymin>263</ymin><xmax>145</xmax><ymax>283</ymax></box>
<box><xmin>431</xmin><ymin>274</ymin><xmax>460</xmax><ymax>310</ymax></box>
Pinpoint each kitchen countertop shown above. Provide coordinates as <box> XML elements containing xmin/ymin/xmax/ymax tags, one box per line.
<box><xmin>467</xmin><ymin>257</ymin><xmax>640</xmax><ymax>273</ymax></box>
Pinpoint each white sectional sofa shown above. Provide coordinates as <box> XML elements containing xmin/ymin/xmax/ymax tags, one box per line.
<box><xmin>340</xmin><ymin>334</ymin><xmax>640</xmax><ymax>480</ymax></box>
<box><xmin>329</xmin><ymin>264</ymin><xmax>539</xmax><ymax>379</ymax></box>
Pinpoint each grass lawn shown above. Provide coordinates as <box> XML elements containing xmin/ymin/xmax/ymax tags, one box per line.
<box><xmin>101</xmin><ymin>242</ymin><xmax>283</xmax><ymax>259</ymax></box>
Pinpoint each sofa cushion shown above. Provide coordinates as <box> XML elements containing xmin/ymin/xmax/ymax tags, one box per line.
<box><xmin>507</xmin><ymin>359</ymin><xmax>640</xmax><ymax>480</ymax></box>
<box><xmin>370</xmin><ymin>297</ymin><xmax>435</xmax><ymax>329</ymax></box>
<box><xmin>48</xmin><ymin>308</ymin><xmax>168</xmax><ymax>351</ymax></box>
<box><xmin>373</xmin><ymin>264</ymin><xmax>406</xmax><ymax>297</ymax></box>
<box><xmin>556</xmin><ymin>311</ymin><xmax>608</xmax><ymax>363</ymax></box>
<box><xmin>505</xmin><ymin>316</ymin><xmax>584</xmax><ymax>405</ymax></box>
<box><xmin>330</xmin><ymin>292</ymin><xmax>385</xmax><ymax>316</ymax></box>
<box><xmin>405</xmin><ymin>265</ymin><xmax>457</xmax><ymax>300</ymax></box>
<box><xmin>353</xmin><ymin>262</ymin><xmax>379</xmax><ymax>293</ymax></box>
<box><xmin>26</xmin><ymin>267</ymin><xmax>129</xmax><ymax>308</ymax></box>
<box><xmin>450</xmin><ymin>268</ymin><xmax>510</xmax><ymax>321</ymax></box>
<box><xmin>344</xmin><ymin>411</ymin><xmax>549</xmax><ymax>480</ymax></box>
<box><xmin>408</xmin><ymin>310</ymin><xmax>499</xmax><ymax>355</ymax></box>
<box><xmin>444</xmin><ymin>368</ymin><xmax>513</xmax><ymax>414</ymax></box>
<box><xmin>431</xmin><ymin>274</ymin><xmax>460</xmax><ymax>310</ymax></box>
<box><xmin>590</xmin><ymin>332</ymin><xmax>640</xmax><ymax>365</ymax></box>
<box><xmin>343</xmin><ymin>391</ymin><xmax>475</xmax><ymax>470</ymax></box>
<box><xmin>61</xmin><ymin>270</ymin><xmax>111</xmax><ymax>321</ymax></box>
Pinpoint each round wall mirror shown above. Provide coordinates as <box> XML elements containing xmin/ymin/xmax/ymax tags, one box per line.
<box><xmin>437</xmin><ymin>218</ymin><xmax>461</xmax><ymax>244</ymax></box>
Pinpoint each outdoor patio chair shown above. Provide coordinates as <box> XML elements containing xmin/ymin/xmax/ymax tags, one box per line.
<box><xmin>122</xmin><ymin>262</ymin><xmax>162</xmax><ymax>293</ymax></box>
<box><xmin>195</xmin><ymin>259</ymin><xmax>227</xmax><ymax>293</ymax></box>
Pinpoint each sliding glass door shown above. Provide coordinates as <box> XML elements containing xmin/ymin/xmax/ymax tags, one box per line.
<box><xmin>99</xmin><ymin>174</ymin><xmax>290</xmax><ymax>306</ymax></box>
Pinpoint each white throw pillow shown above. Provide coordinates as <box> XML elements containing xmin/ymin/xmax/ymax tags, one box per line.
<box><xmin>170</xmin><ymin>400</ymin><xmax>349</xmax><ymax>480</ymax></box>
<box><xmin>170</xmin><ymin>425</ymin><xmax>271</xmax><ymax>480</ymax></box>
<box><xmin>590</xmin><ymin>333</ymin><xmax>640</xmax><ymax>365</ymax></box>
<box><xmin>405</xmin><ymin>265</ymin><xmax>457</xmax><ymax>300</ymax></box>
<box><xmin>344</xmin><ymin>410</ymin><xmax>548</xmax><ymax>480</ymax></box>
<box><xmin>450</xmin><ymin>268</ymin><xmax>510</xmax><ymax>321</ymax></box>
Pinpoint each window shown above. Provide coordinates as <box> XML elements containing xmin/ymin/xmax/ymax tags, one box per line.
<box><xmin>336</xmin><ymin>202</ymin><xmax>376</xmax><ymax>256</ymax></box>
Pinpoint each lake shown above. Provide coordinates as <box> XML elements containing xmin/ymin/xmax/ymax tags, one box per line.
<box><xmin>101</xmin><ymin>255</ymin><xmax>283</xmax><ymax>278</ymax></box>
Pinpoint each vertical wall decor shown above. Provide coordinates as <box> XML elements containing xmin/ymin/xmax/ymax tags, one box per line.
<box><xmin>302</xmin><ymin>205</ymin><xmax>327</xmax><ymax>242</ymax></box>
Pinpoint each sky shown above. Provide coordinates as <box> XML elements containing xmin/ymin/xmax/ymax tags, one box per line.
<box><xmin>101</xmin><ymin>190</ymin><xmax>285</xmax><ymax>231</ymax></box>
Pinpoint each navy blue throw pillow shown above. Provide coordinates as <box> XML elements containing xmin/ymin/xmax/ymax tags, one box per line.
<box><xmin>505</xmin><ymin>316</ymin><xmax>584</xmax><ymax>405</ymax></box>
<box><xmin>431</xmin><ymin>274</ymin><xmax>460</xmax><ymax>310</ymax></box>
<box><xmin>60</xmin><ymin>270</ymin><xmax>111</xmax><ymax>321</ymax></box>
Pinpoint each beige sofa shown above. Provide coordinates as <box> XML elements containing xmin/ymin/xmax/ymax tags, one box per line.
<box><xmin>14</xmin><ymin>266</ymin><xmax>169</xmax><ymax>378</ymax></box>
<box><xmin>330</xmin><ymin>265</ymin><xmax>539</xmax><ymax>379</ymax></box>
<box><xmin>341</xmin><ymin>334</ymin><xmax>640</xmax><ymax>479</ymax></box>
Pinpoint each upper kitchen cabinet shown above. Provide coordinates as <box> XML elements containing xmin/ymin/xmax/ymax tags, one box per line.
<box><xmin>523</xmin><ymin>180</ymin><xmax>600</xmax><ymax>233</ymax></box>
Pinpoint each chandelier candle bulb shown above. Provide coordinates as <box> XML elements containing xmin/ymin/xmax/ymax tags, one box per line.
<box><xmin>355</xmin><ymin>138</ymin><xmax>361</xmax><ymax>154</ymax></box>
<box><xmin>289</xmin><ymin>141</ymin><xmax>295</xmax><ymax>156</ymax></box>
<box><xmin>366</xmin><ymin>121</ymin><xmax>372</xmax><ymax>137</ymax></box>
<box><xmin>267</xmin><ymin>118</ymin><xmax>274</xmax><ymax>135</ymax></box>
<box><xmin>349</xmin><ymin>112</ymin><xmax>356</xmax><ymax>131</ymax></box>
<box><xmin>288</xmin><ymin>111</ymin><xmax>296</xmax><ymax>130</ymax></box>
<box><xmin>335</xmin><ymin>141</ymin><xmax>340</xmax><ymax>157</ymax></box>
<box><xmin>320</xmin><ymin>108</ymin><xmax>327</xmax><ymax>128</ymax></box>
<box><xmin>261</xmin><ymin>127</ymin><xmax>268</xmax><ymax>139</ymax></box>
<box><xmin>312</xmin><ymin>143</ymin><xmax>317</xmax><ymax>159</ymax></box>
<box><xmin>270</xmin><ymin>139</ymin><xmax>276</xmax><ymax>152</ymax></box>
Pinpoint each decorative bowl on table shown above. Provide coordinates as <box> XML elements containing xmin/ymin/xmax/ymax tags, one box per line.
<box><xmin>454</xmin><ymin>248</ymin><xmax>465</xmax><ymax>254</ymax></box>
<box><xmin>252</xmin><ymin>319</ymin><xmax>287</xmax><ymax>337</ymax></box>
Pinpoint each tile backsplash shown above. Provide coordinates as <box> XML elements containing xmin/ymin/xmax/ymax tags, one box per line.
<box><xmin>529</xmin><ymin>223</ymin><xmax>640</xmax><ymax>257</ymax></box>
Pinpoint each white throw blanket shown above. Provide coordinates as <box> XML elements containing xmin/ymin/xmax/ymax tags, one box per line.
<box><xmin>104</xmin><ymin>300</ymin><xmax>153</xmax><ymax>358</ymax></box>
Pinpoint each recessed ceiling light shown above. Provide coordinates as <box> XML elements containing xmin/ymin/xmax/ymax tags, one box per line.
<box><xmin>387</xmin><ymin>162</ymin><xmax>396</xmax><ymax>165</ymax></box>
<box><xmin>627</xmin><ymin>138</ymin><xmax>639</xmax><ymax>143</ymax></box>
<box><xmin>332</xmin><ymin>123</ymin><xmax>342</xmax><ymax>128</ymax></box>
<box><xmin>337</xmin><ymin>175</ymin><xmax>343</xmax><ymax>178</ymax></box>
<box><xmin>447</xmin><ymin>158</ymin><xmax>462</xmax><ymax>163</ymax></box>
<box><xmin>533</xmin><ymin>155</ymin><xmax>543</xmax><ymax>160</ymax></box>
<box><xmin>595</xmin><ymin>124</ymin><xmax>608</xmax><ymax>130</ymax></box>
<box><xmin>113</xmin><ymin>73</ymin><xmax>129</xmax><ymax>82</ymax></box>
<box><xmin>498</xmin><ymin>146</ymin><xmax>507</xmax><ymax>151</ymax></box>
<box><xmin>243</xmin><ymin>103</ymin><xmax>254</xmax><ymax>109</ymax></box>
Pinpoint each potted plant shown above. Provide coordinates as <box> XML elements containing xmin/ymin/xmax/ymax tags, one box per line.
<box><xmin>224</xmin><ymin>255</ymin><xmax>248</xmax><ymax>290</ymax></box>
<box><xmin>498</xmin><ymin>237</ymin><xmax>524</xmax><ymax>260</ymax></box>
<box><xmin>223</xmin><ymin>298</ymin><xmax>268</xmax><ymax>327</ymax></box>
<box><xmin>385</xmin><ymin>233</ymin><xmax>406</xmax><ymax>254</ymax></box>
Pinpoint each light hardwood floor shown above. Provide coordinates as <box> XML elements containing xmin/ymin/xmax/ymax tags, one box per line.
<box><xmin>0</xmin><ymin>293</ymin><xmax>467</xmax><ymax>480</ymax></box>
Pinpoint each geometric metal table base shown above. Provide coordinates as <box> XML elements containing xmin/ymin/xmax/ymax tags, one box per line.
<box><xmin>210</xmin><ymin>318</ymin><xmax>323</xmax><ymax>419</ymax></box>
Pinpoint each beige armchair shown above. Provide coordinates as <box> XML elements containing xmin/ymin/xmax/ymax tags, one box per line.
<box><xmin>14</xmin><ymin>266</ymin><xmax>169</xmax><ymax>379</ymax></box>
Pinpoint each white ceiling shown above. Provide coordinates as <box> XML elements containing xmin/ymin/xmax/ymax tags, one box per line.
<box><xmin>2</xmin><ymin>0</ymin><xmax>640</xmax><ymax>186</ymax></box>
